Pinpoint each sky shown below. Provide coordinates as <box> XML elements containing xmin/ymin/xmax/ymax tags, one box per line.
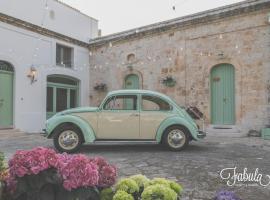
<box><xmin>61</xmin><ymin>0</ymin><xmax>244</xmax><ymax>36</ymax></box>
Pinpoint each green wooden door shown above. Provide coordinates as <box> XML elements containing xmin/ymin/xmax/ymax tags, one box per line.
<box><xmin>211</xmin><ymin>64</ymin><xmax>235</xmax><ymax>125</ymax></box>
<box><xmin>124</xmin><ymin>74</ymin><xmax>139</xmax><ymax>109</ymax></box>
<box><xmin>0</xmin><ymin>70</ymin><xmax>13</xmax><ymax>127</ymax></box>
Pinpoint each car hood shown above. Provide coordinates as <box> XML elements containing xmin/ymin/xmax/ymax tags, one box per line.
<box><xmin>54</xmin><ymin>107</ymin><xmax>99</xmax><ymax>116</ymax></box>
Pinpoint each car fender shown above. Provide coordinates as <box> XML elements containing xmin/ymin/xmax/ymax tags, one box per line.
<box><xmin>46</xmin><ymin>115</ymin><xmax>96</xmax><ymax>143</ymax></box>
<box><xmin>156</xmin><ymin>116</ymin><xmax>199</xmax><ymax>142</ymax></box>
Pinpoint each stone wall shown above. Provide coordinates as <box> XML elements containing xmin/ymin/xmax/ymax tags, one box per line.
<box><xmin>89</xmin><ymin>8</ymin><xmax>270</xmax><ymax>133</ymax></box>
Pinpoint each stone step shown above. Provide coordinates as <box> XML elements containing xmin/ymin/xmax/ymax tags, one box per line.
<box><xmin>0</xmin><ymin>128</ymin><xmax>21</xmax><ymax>134</ymax></box>
<box><xmin>205</xmin><ymin>125</ymin><xmax>246</xmax><ymax>137</ymax></box>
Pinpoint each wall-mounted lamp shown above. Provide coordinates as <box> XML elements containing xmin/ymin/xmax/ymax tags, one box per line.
<box><xmin>27</xmin><ymin>66</ymin><xmax>37</xmax><ymax>84</ymax></box>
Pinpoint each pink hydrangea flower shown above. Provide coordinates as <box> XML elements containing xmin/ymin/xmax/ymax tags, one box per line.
<box><xmin>6</xmin><ymin>147</ymin><xmax>117</xmax><ymax>192</ymax></box>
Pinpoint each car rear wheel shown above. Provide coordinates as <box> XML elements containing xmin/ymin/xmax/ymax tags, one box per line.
<box><xmin>163</xmin><ymin>126</ymin><xmax>189</xmax><ymax>151</ymax></box>
<box><xmin>53</xmin><ymin>125</ymin><xmax>83</xmax><ymax>153</ymax></box>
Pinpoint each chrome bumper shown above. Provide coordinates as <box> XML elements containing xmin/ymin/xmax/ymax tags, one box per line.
<box><xmin>197</xmin><ymin>131</ymin><xmax>207</xmax><ymax>139</ymax></box>
<box><xmin>40</xmin><ymin>129</ymin><xmax>47</xmax><ymax>137</ymax></box>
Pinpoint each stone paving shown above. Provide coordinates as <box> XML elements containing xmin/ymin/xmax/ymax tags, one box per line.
<box><xmin>1</xmin><ymin>131</ymin><xmax>270</xmax><ymax>200</ymax></box>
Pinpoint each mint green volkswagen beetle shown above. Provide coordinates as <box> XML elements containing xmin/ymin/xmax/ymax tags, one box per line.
<box><xmin>45</xmin><ymin>90</ymin><xmax>206</xmax><ymax>153</ymax></box>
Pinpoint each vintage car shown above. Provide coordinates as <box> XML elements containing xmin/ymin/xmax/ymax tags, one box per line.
<box><xmin>44</xmin><ymin>90</ymin><xmax>206</xmax><ymax>153</ymax></box>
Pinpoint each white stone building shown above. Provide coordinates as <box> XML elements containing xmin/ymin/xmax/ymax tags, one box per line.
<box><xmin>0</xmin><ymin>0</ymin><xmax>98</xmax><ymax>132</ymax></box>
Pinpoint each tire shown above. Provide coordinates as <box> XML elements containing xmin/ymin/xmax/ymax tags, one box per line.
<box><xmin>53</xmin><ymin>124</ymin><xmax>83</xmax><ymax>153</ymax></box>
<box><xmin>162</xmin><ymin>125</ymin><xmax>189</xmax><ymax>151</ymax></box>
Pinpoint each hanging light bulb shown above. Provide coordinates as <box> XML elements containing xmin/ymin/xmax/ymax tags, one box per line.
<box><xmin>109</xmin><ymin>42</ymin><xmax>112</xmax><ymax>47</ymax></box>
<box><xmin>89</xmin><ymin>51</ymin><xmax>92</xmax><ymax>56</ymax></box>
<box><xmin>235</xmin><ymin>45</ymin><xmax>238</xmax><ymax>49</ymax></box>
<box><xmin>219</xmin><ymin>34</ymin><xmax>223</xmax><ymax>39</ymax></box>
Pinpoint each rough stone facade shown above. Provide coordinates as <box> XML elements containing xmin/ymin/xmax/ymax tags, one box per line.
<box><xmin>89</xmin><ymin>0</ymin><xmax>270</xmax><ymax>133</ymax></box>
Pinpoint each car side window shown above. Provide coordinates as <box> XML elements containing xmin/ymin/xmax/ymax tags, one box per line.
<box><xmin>141</xmin><ymin>95</ymin><xmax>171</xmax><ymax>111</ymax></box>
<box><xmin>103</xmin><ymin>95</ymin><xmax>137</xmax><ymax>110</ymax></box>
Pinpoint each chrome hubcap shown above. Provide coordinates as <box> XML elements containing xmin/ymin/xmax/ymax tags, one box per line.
<box><xmin>168</xmin><ymin>129</ymin><xmax>186</xmax><ymax>148</ymax></box>
<box><xmin>58</xmin><ymin>130</ymin><xmax>79</xmax><ymax>150</ymax></box>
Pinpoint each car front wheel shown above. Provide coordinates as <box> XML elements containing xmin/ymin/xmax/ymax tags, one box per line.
<box><xmin>53</xmin><ymin>125</ymin><xmax>83</xmax><ymax>153</ymax></box>
<box><xmin>163</xmin><ymin>126</ymin><xmax>189</xmax><ymax>151</ymax></box>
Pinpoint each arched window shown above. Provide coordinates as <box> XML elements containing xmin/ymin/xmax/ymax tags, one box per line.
<box><xmin>0</xmin><ymin>61</ymin><xmax>14</xmax><ymax>72</ymax></box>
<box><xmin>127</xmin><ymin>53</ymin><xmax>135</xmax><ymax>63</ymax></box>
<box><xmin>46</xmin><ymin>75</ymin><xmax>79</xmax><ymax>119</ymax></box>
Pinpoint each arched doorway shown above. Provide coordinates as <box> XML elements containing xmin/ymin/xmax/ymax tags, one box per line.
<box><xmin>0</xmin><ymin>61</ymin><xmax>14</xmax><ymax>128</ymax></box>
<box><xmin>46</xmin><ymin>75</ymin><xmax>79</xmax><ymax>119</ymax></box>
<box><xmin>210</xmin><ymin>63</ymin><xmax>235</xmax><ymax>125</ymax></box>
<box><xmin>124</xmin><ymin>74</ymin><xmax>139</xmax><ymax>89</ymax></box>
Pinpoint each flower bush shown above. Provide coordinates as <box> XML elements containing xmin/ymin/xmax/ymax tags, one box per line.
<box><xmin>56</xmin><ymin>153</ymin><xmax>99</xmax><ymax>190</ymax></box>
<box><xmin>214</xmin><ymin>190</ymin><xmax>242</xmax><ymax>200</ymax></box>
<box><xmin>115</xmin><ymin>178</ymin><xmax>139</xmax><ymax>195</ymax></box>
<box><xmin>141</xmin><ymin>184</ymin><xmax>177</xmax><ymax>200</ymax></box>
<box><xmin>3</xmin><ymin>147</ymin><xmax>117</xmax><ymax>200</ymax></box>
<box><xmin>0</xmin><ymin>152</ymin><xmax>8</xmax><ymax>182</ymax></box>
<box><xmin>101</xmin><ymin>175</ymin><xmax>183</xmax><ymax>200</ymax></box>
<box><xmin>113</xmin><ymin>190</ymin><xmax>134</xmax><ymax>200</ymax></box>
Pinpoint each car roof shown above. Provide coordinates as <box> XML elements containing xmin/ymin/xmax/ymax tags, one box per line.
<box><xmin>107</xmin><ymin>89</ymin><xmax>172</xmax><ymax>101</ymax></box>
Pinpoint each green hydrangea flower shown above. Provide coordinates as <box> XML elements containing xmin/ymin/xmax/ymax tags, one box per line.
<box><xmin>130</xmin><ymin>174</ymin><xmax>150</xmax><ymax>189</ymax></box>
<box><xmin>169</xmin><ymin>180</ymin><xmax>183</xmax><ymax>195</ymax></box>
<box><xmin>141</xmin><ymin>184</ymin><xmax>177</xmax><ymax>200</ymax></box>
<box><xmin>115</xmin><ymin>178</ymin><xmax>139</xmax><ymax>194</ymax></box>
<box><xmin>100</xmin><ymin>188</ymin><xmax>114</xmax><ymax>200</ymax></box>
<box><xmin>145</xmin><ymin>178</ymin><xmax>171</xmax><ymax>188</ymax></box>
<box><xmin>113</xmin><ymin>190</ymin><xmax>134</xmax><ymax>200</ymax></box>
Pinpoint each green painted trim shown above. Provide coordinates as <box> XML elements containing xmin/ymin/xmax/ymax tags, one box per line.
<box><xmin>46</xmin><ymin>115</ymin><xmax>96</xmax><ymax>143</ymax></box>
<box><xmin>155</xmin><ymin>116</ymin><xmax>199</xmax><ymax>142</ymax></box>
<box><xmin>100</xmin><ymin>94</ymin><xmax>140</xmax><ymax>111</ymax></box>
<box><xmin>0</xmin><ymin>70</ymin><xmax>14</xmax><ymax>74</ymax></box>
<box><xmin>46</xmin><ymin>81</ymin><xmax>80</xmax><ymax>119</ymax></box>
<box><xmin>47</xmin><ymin>82</ymin><xmax>78</xmax><ymax>89</ymax></box>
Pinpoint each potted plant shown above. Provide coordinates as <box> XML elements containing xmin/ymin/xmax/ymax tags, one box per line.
<box><xmin>94</xmin><ymin>83</ymin><xmax>107</xmax><ymax>92</ymax></box>
<box><xmin>162</xmin><ymin>76</ymin><xmax>176</xmax><ymax>87</ymax></box>
<box><xmin>4</xmin><ymin>147</ymin><xmax>117</xmax><ymax>200</ymax></box>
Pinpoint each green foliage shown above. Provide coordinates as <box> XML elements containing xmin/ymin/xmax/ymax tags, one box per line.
<box><xmin>130</xmin><ymin>174</ymin><xmax>149</xmax><ymax>190</ymax></box>
<box><xmin>113</xmin><ymin>190</ymin><xmax>134</xmax><ymax>200</ymax></box>
<box><xmin>145</xmin><ymin>178</ymin><xmax>183</xmax><ymax>195</ymax></box>
<box><xmin>169</xmin><ymin>180</ymin><xmax>183</xmax><ymax>195</ymax></box>
<box><xmin>115</xmin><ymin>178</ymin><xmax>139</xmax><ymax>195</ymax></box>
<box><xmin>141</xmin><ymin>184</ymin><xmax>177</xmax><ymax>200</ymax></box>
<box><xmin>0</xmin><ymin>152</ymin><xmax>5</xmax><ymax>171</ymax></box>
<box><xmin>100</xmin><ymin>188</ymin><xmax>114</xmax><ymax>200</ymax></box>
<box><xmin>146</xmin><ymin>178</ymin><xmax>171</xmax><ymax>188</ymax></box>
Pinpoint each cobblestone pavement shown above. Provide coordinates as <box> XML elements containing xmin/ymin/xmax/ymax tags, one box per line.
<box><xmin>1</xmin><ymin>131</ymin><xmax>270</xmax><ymax>200</ymax></box>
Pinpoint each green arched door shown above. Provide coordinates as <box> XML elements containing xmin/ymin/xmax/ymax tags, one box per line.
<box><xmin>0</xmin><ymin>61</ymin><xmax>14</xmax><ymax>128</ymax></box>
<box><xmin>125</xmin><ymin>74</ymin><xmax>139</xmax><ymax>89</ymax></box>
<box><xmin>124</xmin><ymin>74</ymin><xmax>139</xmax><ymax>109</ymax></box>
<box><xmin>211</xmin><ymin>64</ymin><xmax>235</xmax><ymax>125</ymax></box>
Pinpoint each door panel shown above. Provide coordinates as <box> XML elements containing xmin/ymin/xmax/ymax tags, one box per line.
<box><xmin>140</xmin><ymin>95</ymin><xmax>173</xmax><ymax>139</ymax></box>
<box><xmin>211</xmin><ymin>64</ymin><xmax>235</xmax><ymax>125</ymax></box>
<box><xmin>140</xmin><ymin>112</ymin><xmax>172</xmax><ymax>139</ymax></box>
<box><xmin>0</xmin><ymin>71</ymin><xmax>13</xmax><ymax>127</ymax></box>
<box><xmin>125</xmin><ymin>74</ymin><xmax>139</xmax><ymax>89</ymax></box>
<box><xmin>97</xmin><ymin>111</ymin><xmax>140</xmax><ymax>139</ymax></box>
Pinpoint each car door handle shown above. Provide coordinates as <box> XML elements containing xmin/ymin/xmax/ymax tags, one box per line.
<box><xmin>130</xmin><ymin>113</ymin><xmax>139</xmax><ymax>117</ymax></box>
